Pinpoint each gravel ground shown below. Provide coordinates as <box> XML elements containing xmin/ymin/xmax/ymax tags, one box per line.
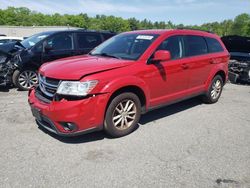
<box><xmin>0</xmin><ymin>83</ymin><xmax>249</xmax><ymax>188</ymax></box>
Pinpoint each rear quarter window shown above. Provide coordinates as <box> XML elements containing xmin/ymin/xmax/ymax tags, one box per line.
<box><xmin>205</xmin><ymin>37</ymin><xmax>224</xmax><ymax>53</ymax></box>
<box><xmin>184</xmin><ymin>35</ymin><xmax>208</xmax><ymax>57</ymax></box>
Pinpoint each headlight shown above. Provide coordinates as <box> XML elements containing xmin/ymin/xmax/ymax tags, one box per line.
<box><xmin>57</xmin><ymin>80</ymin><xmax>98</xmax><ymax>96</ymax></box>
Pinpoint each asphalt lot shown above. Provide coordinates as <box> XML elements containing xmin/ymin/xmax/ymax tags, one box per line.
<box><xmin>0</xmin><ymin>83</ymin><xmax>249</xmax><ymax>188</ymax></box>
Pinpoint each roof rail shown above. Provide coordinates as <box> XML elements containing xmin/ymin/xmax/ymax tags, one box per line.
<box><xmin>77</xmin><ymin>29</ymin><xmax>115</xmax><ymax>33</ymax></box>
<box><xmin>176</xmin><ymin>27</ymin><xmax>214</xmax><ymax>34</ymax></box>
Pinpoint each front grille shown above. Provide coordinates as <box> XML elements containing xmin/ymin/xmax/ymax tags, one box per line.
<box><xmin>35</xmin><ymin>88</ymin><xmax>52</xmax><ymax>103</ymax></box>
<box><xmin>45</xmin><ymin>77</ymin><xmax>60</xmax><ymax>85</ymax></box>
<box><xmin>39</xmin><ymin>74</ymin><xmax>60</xmax><ymax>98</ymax></box>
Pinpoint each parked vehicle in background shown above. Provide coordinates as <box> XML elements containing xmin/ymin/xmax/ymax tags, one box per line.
<box><xmin>221</xmin><ymin>35</ymin><xmax>250</xmax><ymax>84</ymax></box>
<box><xmin>0</xmin><ymin>30</ymin><xmax>115</xmax><ymax>90</ymax></box>
<box><xmin>28</xmin><ymin>29</ymin><xmax>229</xmax><ymax>138</ymax></box>
<box><xmin>0</xmin><ymin>36</ymin><xmax>23</xmax><ymax>45</ymax></box>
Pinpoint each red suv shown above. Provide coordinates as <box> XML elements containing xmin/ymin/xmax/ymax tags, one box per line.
<box><xmin>28</xmin><ymin>29</ymin><xmax>229</xmax><ymax>137</ymax></box>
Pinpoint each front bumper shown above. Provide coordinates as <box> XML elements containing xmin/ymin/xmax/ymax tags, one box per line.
<box><xmin>28</xmin><ymin>88</ymin><xmax>109</xmax><ymax>136</ymax></box>
<box><xmin>0</xmin><ymin>63</ymin><xmax>14</xmax><ymax>86</ymax></box>
<box><xmin>228</xmin><ymin>70</ymin><xmax>250</xmax><ymax>83</ymax></box>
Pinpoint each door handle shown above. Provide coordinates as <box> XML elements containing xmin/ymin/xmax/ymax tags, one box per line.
<box><xmin>181</xmin><ymin>63</ymin><xmax>189</xmax><ymax>69</ymax></box>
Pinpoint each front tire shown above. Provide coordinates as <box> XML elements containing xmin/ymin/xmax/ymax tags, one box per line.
<box><xmin>104</xmin><ymin>92</ymin><xmax>141</xmax><ymax>137</ymax></box>
<box><xmin>12</xmin><ymin>68</ymin><xmax>38</xmax><ymax>91</ymax></box>
<box><xmin>202</xmin><ymin>75</ymin><xmax>223</xmax><ymax>104</ymax></box>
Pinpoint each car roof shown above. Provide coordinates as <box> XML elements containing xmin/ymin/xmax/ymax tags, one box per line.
<box><xmin>37</xmin><ymin>29</ymin><xmax>115</xmax><ymax>35</ymax></box>
<box><xmin>24</xmin><ymin>29</ymin><xmax>115</xmax><ymax>40</ymax></box>
<box><xmin>124</xmin><ymin>29</ymin><xmax>171</xmax><ymax>35</ymax></box>
<box><xmin>124</xmin><ymin>29</ymin><xmax>218</xmax><ymax>38</ymax></box>
<box><xmin>0</xmin><ymin>36</ymin><xmax>23</xmax><ymax>40</ymax></box>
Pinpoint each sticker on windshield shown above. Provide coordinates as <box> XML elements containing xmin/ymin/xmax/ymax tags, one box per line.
<box><xmin>136</xmin><ymin>35</ymin><xmax>154</xmax><ymax>40</ymax></box>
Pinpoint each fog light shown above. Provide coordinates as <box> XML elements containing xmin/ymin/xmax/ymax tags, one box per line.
<box><xmin>60</xmin><ymin>122</ymin><xmax>77</xmax><ymax>131</ymax></box>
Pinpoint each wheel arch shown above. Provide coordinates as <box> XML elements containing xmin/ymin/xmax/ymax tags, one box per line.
<box><xmin>215</xmin><ymin>70</ymin><xmax>226</xmax><ymax>85</ymax></box>
<box><xmin>105</xmin><ymin>85</ymin><xmax>147</xmax><ymax>114</ymax></box>
<box><xmin>19</xmin><ymin>63</ymin><xmax>40</xmax><ymax>71</ymax></box>
<box><xmin>205</xmin><ymin>67</ymin><xmax>227</xmax><ymax>90</ymax></box>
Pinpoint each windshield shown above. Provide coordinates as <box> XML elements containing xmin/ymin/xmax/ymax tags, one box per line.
<box><xmin>90</xmin><ymin>33</ymin><xmax>159</xmax><ymax>60</ymax></box>
<box><xmin>21</xmin><ymin>33</ymin><xmax>49</xmax><ymax>49</ymax></box>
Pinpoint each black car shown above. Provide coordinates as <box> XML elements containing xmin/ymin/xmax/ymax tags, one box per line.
<box><xmin>0</xmin><ymin>30</ymin><xmax>115</xmax><ymax>90</ymax></box>
<box><xmin>221</xmin><ymin>35</ymin><xmax>250</xmax><ymax>84</ymax></box>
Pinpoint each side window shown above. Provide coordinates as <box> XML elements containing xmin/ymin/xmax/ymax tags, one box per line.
<box><xmin>46</xmin><ymin>33</ymin><xmax>73</xmax><ymax>51</ymax></box>
<box><xmin>34</xmin><ymin>43</ymin><xmax>43</xmax><ymax>52</ymax></box>
<box><xmin>157</xmin><ymin>36</ymin><xmax>183</xmax><ymax>60</ymax></box>
<box><xmin>77</xmin><ymin>33</ymin><xmax>102</xmax><ymax>49</ymax></box>
<box><xmin>184</xmin><ymin>35</ymin><xmax>208</xmax><ymax>57</ymax></box>
<box><xmin>205</xmin><ymin>37</ymin><xmax>224</xmax><ymax>53</ymax></box>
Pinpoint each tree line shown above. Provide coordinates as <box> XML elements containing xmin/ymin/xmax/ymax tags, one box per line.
<box><xmin>0</xmin><ymin>7</ymin><xmax>249</xmax><ymax>36</ymax></box>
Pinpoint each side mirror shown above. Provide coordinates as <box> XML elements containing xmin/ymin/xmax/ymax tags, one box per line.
<box><xmin>152</xmin><ymin>50</ymin><xmax>171</xmax><ymax>62</ymax></box>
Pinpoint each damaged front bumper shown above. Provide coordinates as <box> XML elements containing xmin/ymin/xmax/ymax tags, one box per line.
<box><xmin>0</xmin><ymin>50</ymin><xmax>19</xmax><ymax>86</ymax></box>
<box><xmin>0</xmin><ymin>63</ymin><xmax>15</xmax><ymax>86</ymax></box>
<box><xmin>0</xmin><ymin>57</ymin><xmax>16</xmax><ymax>86</ymax></box>
<box><xmin>228</xmin><ymin>60</ymin><xmax>250</xmax><ymax>83</ymax></box>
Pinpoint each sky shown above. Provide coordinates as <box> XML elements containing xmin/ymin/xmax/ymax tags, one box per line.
<box><xmin>0</xmin><ymin>0</ymin><xmax>250</xmax><ymax>25</ymax></box>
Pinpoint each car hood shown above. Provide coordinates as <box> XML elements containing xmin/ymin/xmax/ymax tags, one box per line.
<box><xmin>39</xmin><ymin>55</ymin><xmax>133</xmax><ymax>80</ymax></box>
<box><xmin>0</xmin><ymin>42</ymin><xmax>16</xmax><ymax>55</ymax></box>
<box><xmin>221</xmin><ymin>35</ymin><xmax>250</xmax><ymax>53</ymax></box>
<box><xmin>0</xmin><ymin>41</ymin><xmax>25</xmax><ymax>57</ymax></box>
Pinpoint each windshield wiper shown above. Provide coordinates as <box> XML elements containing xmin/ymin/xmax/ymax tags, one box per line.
<box><xmin>90</xmin><ymin>52</ymin><xmax>122</xmax><ymax>59</ymax></box>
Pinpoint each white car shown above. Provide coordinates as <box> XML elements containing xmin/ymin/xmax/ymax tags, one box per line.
<box><xmin>0</xmin><ymin>36</ymin><xmax>24</xmax><ymax>45</ymax></box>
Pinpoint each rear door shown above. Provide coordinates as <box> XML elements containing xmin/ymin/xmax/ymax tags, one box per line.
<box><xmin>75</xmin><ymin>33</ymin><xmax>102</xmax><ymax>55</ymax></box>
<box><xmin>183</xmin><ymin>35</ymin><xmax>211</xmax><ymax>89</ymax></box>
<box><xmin>41</xmin><ymin>32</ymin><xmax>75</xmax><ymax>63</ymax></box>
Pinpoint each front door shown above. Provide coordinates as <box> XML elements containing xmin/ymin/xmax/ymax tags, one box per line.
<box><xmin>144</xmin><ymin>35</ymin><xmax>190</xmax><ymax>107</ymax></box>
<box><xmin>42</xmin><ymin>33</ymin><xmax>75</xmax><ymax>63</ymax></box>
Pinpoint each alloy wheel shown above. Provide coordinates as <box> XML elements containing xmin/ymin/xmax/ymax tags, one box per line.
<box><xmin>112</xmin><ymin>99</ymin><xmax>137</xmax><ymax>130</ymax></box>
<box><xmin>18</xmin><ymin>70</ymin><xmax>38</xmax><ymax>89</ymax></box>
<box><xmin>211</xmin><ymin>79</ymin><xmax>222</xmax><ymax>100</ymax></box>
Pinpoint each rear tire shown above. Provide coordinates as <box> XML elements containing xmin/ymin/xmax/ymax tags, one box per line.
<box><xmin>104</xmin><ymin>92</ymin><xmax>141</xmax><ymax>137</ymax></box>
<box><xmin>12</xmin><ymin>68</ymin><xmax>38</xmax><ymax>91</ymax></box>
<box><xmin>202</xmin><ymin>75</ymin><xmax>223</xmax><ymax>104</ymax></box>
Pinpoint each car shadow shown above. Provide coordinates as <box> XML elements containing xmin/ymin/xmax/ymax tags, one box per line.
<box><xmin>0</xmin><ymin>85</ymin><xmax>29</xmax><ymax>92</ymax></box>
<box><xmin>40</xmin><ymin>97</ymin><xmax>203</xmax><ymax>144</ymax></box>
<box><xmin>139</xmin><ymin>97</ymin><xmax>203</xmax><ymax>125</ymax></box>
<box><xmin>38</xmin><ymin>126</ymin><xmax>106</xmax><ymax>144</ymax></box>
<box><xmin>231</xmin><ymin>82</ymin><xmax>250</xmax><ymax>86</ymax></box>
<box><xmin>0</xmin><ymin>85</ymin><xmax>13</xmax><ymax>92</ymax></box>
